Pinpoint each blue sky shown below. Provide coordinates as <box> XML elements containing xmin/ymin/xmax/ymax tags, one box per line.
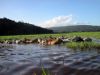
<box><xmin>0</xmin><ymin>0</ymin><xmax>100</xmax><ymax>27</ymax></box>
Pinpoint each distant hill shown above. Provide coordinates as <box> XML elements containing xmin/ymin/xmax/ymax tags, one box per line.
<box><xmin>49</xmin><ymin>25</ymin><xmax>100</xmax><ymax>33</ymax></box>
<box><xmin>0</xmin><ymin>18</ymin><xmax>53</xmax><ymax>35</ymax></box>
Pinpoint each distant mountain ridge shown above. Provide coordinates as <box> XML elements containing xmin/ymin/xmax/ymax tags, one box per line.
<box><xmin>0</xmin><ymin>18</ymin><xmax>53</xmax><ymax>35</ymax></box>
<box><xmin>49</xmin><ymin>25</ymin><xmax>100</xmax><ymax>33</ymax></box>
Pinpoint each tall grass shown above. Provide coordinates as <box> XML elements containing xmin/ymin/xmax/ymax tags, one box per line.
<box><xmin>66</xmin><ymin>42</ymin><xmax>100</xmax><ymax>50</ymax></box>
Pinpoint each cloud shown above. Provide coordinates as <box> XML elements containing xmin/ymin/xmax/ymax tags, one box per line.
<box><xmin>39</xmin><ymin>15</ymin><xmax>74</xmax><ymax>28</ymax></box>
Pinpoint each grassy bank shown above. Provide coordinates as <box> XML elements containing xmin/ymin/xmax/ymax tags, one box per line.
<box><xmin>0</xmin><ymin>32</ymin><xmax>100</xmax><ymax>40</ymax></box>
<box><xmin>66</xmin><ymin>42</ymin><xmax>100</xmax><ymax>50</ymax></box>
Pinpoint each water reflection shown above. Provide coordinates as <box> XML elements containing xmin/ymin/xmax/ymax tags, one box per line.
<box><xmin>0</xmin><ymin>44</ymin><xmax>100</xmax><ymax>75</ymax></box>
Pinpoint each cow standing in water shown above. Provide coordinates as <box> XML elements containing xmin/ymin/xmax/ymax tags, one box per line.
<box><xmin>38</xmin><ymin>35</ymin><xmax>66</xmax><ymax>45</ymax></box>
<box><xmin>72</xmin><ymin>36</ymin><xmax>84</xmax><ymax>42</ymax></box>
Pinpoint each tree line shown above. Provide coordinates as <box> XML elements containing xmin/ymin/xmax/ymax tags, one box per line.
<box><xmin>49</xmin><ymin>25</ymin><xmax>100</xmax><ymax>33</ymax></box>
<box><xmin>0</xmin><ymin>18</ymin><xmax>53</xmax><ymax>35</ymax></box>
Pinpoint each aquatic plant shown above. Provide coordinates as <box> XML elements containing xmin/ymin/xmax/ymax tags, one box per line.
<box><xmin>42</xmin><ymin>67</ymin><xmax>49</xmax><ymax>75</ymax></box>
<box><xmin>33</xmin><ymin>66</ymin><xmax>50</xmax><ymax>75</ymax></box>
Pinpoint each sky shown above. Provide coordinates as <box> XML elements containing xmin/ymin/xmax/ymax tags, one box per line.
<box><xmin>0</xmin><ymin>0</ymin><xmax>100</xmax><ymax>28</ymax></box>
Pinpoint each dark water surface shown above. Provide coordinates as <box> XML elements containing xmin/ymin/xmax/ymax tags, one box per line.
<box><xmin>0</xmin><ymin>44</ymin><xmax>100</xmax><ymax>75</ymax></box>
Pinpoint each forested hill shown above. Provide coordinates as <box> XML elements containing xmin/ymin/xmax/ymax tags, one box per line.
<box><xmin>49</xmin><ymin>25</ymin><xmax>100</xmax><ymax>33</ymax></box>
<box><xmin>0</xmin><ymin>18</ymin><xmax>53</xmax><ymax>35</ymax></box>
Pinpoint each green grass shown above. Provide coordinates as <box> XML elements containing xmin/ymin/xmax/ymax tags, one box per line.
<box><xmin>66</xmin><ymin>42</ymin><xmax>100</xmax><ymax>50</ymax></box>
<box><xmin>42</xmin><ymin>67</ymin><xmax>50</xmax><ymax>75</ymax></box>
<box><xmin>33</xmin><ymin>66</ymin><xmax>50</xmax><ymax>75</ymax></box>
<box><xmin>0</xmin><ymin>32</ymin><xmax>100</xmax><ymax>40</ymax></box>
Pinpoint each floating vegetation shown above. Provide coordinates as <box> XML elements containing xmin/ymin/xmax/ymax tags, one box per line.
<box><xmin>66</xmin><ymin>42</ymin><xmax>100</xmax><ymax>50</ymax></box>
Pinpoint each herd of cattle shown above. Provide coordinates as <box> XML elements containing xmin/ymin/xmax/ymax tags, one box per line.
<box><xmin>0</xmin><ymin>36</ymin><xmax>92</xmax><ymax>45</ymax></box>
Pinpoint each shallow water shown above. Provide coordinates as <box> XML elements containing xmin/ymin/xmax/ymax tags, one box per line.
<box><xmin>0</xmin><ymin>44</ymin><xmax>100</xmax><ymax>75</ymax></box>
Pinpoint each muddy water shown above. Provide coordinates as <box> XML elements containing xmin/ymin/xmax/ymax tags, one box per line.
<box><xmin>0</xmin><ymin>44</ymin><xmax>100</xmax><ymax>75</ymax></box>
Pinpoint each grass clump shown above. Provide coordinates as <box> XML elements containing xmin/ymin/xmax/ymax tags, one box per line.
<box><xmin>66</xmin><ymin>42</ymin><xmax>100</xmax><ymax>50</ymax></box>
<box><xmin>42</xmin><ymin>67</ymin><xmax>50</xmax><ymax>75</ymax></box>
<box><xmin>33</xmin><ymin>66</ymin><xmax>50</xmax><ymax>75</ymax></box>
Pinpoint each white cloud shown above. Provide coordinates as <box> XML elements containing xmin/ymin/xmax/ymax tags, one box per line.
<box><xmin>39</xmin><ymin>15</ymin><xmax>75</xmax><ymax>28</ymax></box>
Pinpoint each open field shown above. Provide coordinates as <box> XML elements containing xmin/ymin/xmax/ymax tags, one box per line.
<box><xmin>0</xmin><ymin>32</ymin><xmax>100</xmax><ymax>40</ymax></box>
